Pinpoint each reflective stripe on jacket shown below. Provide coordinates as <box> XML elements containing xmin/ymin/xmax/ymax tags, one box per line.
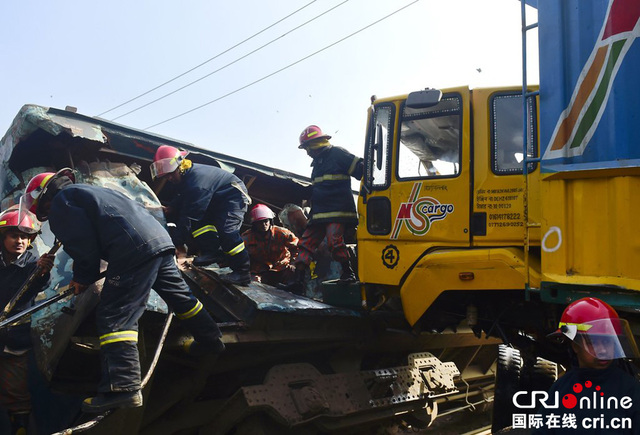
<box><xmin>309</xmin><ymin>146</ymin><xmax>363</xmax><ymax>225</ymax></box>
<box><xmin>173</xmin><ymin>164</ymin><xmax>248</xmax><ymax>246</ymax></box>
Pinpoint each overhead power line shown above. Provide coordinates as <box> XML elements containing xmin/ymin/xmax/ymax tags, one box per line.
<box><xmin>111</xmin><ymin>0</ymin><xmax>350</xmax><ymax>122</ymax></box>
<box><xmin>96</xmin><ymin>0</ymin><xmax>319</xmax><ymax>117</ymax></box>
<box><xmin>144</xmin><ymin>0</ymin><xmax>421</xmax><ymax>130</ymax></box>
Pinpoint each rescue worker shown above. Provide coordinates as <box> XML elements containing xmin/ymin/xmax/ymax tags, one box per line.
<box><xmin>533</xmin><ymin>297</ymin><xmax>640</xmax><ymax>434</ymax></box>
<box><xmin>241</xmin><ymin>204</ymin><xmax>298</xmax><ymax>286</ymax></box>
<box><xmin>0</xmin><ymin>209</ymin><xmax>53</xmax><ymax>434</ymax></box>
<box><xmin>21</xmin><ymin>168</ymin><xmax>225</xmax><ymax>413</ymax></box>
<box><xmin>285</xmin><ymin>126</ymin><xmax>363</xmax><ymax>293</ymax></box>
<box><xmin>151</xmin><ymin>145</ymin><xmax>251</xmax><ymax>286</ymax></box>
<box><xmin>278</xmin><ymin>204</ymin><xmax>308</xmax><ymax>238</ymax></box>
<box><xmin>278</xmin><ymin>203</ymin><xmax>342</xmax><ymax>296</ymax></box>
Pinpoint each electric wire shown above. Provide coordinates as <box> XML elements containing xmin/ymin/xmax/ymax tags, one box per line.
<box><xmin>145</xmin><ymin>0</ymin><xmax>421</xmax><ymax>130</ymax></box>
<box><xmin>110</xmin><ymin>0</ymin><xmax>350</xmax><ymax>122</ymax></box>
<box><xmin>96</xmin><ymin>0</ymin><xmax>318</xmax><ymax>117</ymax></box>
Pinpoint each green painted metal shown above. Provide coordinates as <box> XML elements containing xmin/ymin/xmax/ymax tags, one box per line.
<box><xmin>540</xmin><ymin>282</ymin><xmax>640</xmax><ymax>310</ymax></box>
<box><xmin>321</xmin><ymin>280</ymin><xmax>364</xmax><ymax>311</ymax></box>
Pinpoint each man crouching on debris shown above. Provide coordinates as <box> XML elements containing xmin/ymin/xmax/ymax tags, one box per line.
<box><xmin>284</xmin><ymin>126</ymin><xmax>363</xmax><ymax>294</ymax></box>
<box><xmin>242</xmin><ymin>204</ymin><xmax>298</xmax><ymax>286</ymax></box>
<box><xmin>0</xmin><ymin>209</ymin><xmax>53</xmax><ymax>434</ymax></box>
<box><xmin>20</xmin><ymin>168</ymin><xmax>224</xmax><ymax>413</ymax></box>
<box><xmin>151</xmin><ymin>145</ymin><xmax>252</xmax><ymax>286</ymax></box>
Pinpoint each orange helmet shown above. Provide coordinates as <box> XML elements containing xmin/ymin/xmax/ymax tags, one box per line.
<box><xmin>21</xmin><ymin>168</ymin><xmax>75</xmax><ymax>221</ymax></box>
<box><xmin>150</xmin><ymin>145</ymin><xmax>189</xmax><ymax>180</ymax></box>
<box><xmin>0</xmin><ymin>209</ymin><xmax>39</xmax><ymax>235</ymax></box>
<box><xmin>298</xmin><ymin>125</ymin><xmax>331</xmax><ymax>149</ymax></box>
<box><xmin>549</xmin><ymin>297</ymin><xmax>640</xmax><ymax>360</ymax></box>
<box><xmin>249</xmin><ymin>204</ymin><xmax>275</xmax><ymax>224</ymax></box>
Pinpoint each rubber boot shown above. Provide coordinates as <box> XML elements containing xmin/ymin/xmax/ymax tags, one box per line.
<box><xmin>81</xmin><ymin>390</ymin><xmax>143</xmax><ymax>413</ymax></box>
<box><xmin>180</xmin><ymin>307</ymin><xmax>223</xmax><ymax>351</ymax></box>
<box><xmin>182</xmin><ymin>336</ymin><xmax>226</xmax><ymax>356</ymax></box>
<box><xmin>220</xmin><ymin>250</ymin><xmax>251</xmax><ymax>286</ymax></box>
<box><xmin>220</xmin><ymin>271</ymin><xmax>251</xmax><ymax>286</ymax></box>
<box><xmin>10</xmin><ymin>412</ymin><xmax>29</xmax><ymax>435</ymax></box>
<box><xmin>192</xmin><ymin>230</ymin><xmax>224</xmax><ymax>267</ymax></box>
<box><xmin>279</xmin><ymin>264</ymin><xmax>307</xmax><ymax>295</ymax></box>
<box><xmin>192</xmin><ymin>250</ymin><xmax>226</xmax><ymax>267</ymax></box>
<box><xmin>339</xmin><ymin>261</ymin><xmax>357</xmax><ymax>283</ymax></box>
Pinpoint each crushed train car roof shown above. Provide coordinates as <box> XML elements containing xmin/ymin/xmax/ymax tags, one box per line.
<box><xmin>0</xmin><ymin>104</ymin><xmax>311</xmax><ymax>211</ymax></box>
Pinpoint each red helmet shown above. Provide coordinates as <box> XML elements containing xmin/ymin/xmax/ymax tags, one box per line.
<box><xmin>21</xmin><ymin>168</ymin><xmax>75</xmax><ymax>221</ymax></box>
<box><xmin>558</xmin><ymin>297</ymin><xmax>619</xmax><ymax>332</ymax></box>
<box><xmin>150</xmin><ymin>145</ymin><xmax>189</xmax><ymax>180</ymax></box>
<box><xmin>549</xmin><ymin>297</ymin><xmax>640</xmax><ymax>360</ymax></box>
<box><xmin>298</xmin><ymin>125</ymin><xmax>331</xmax><ymax>149</ymax></box>
<box><xmin>249</xmin><ymin>204</ymin><xmax>275</xmax><ymax>224</ymax></box>
<box><xmin>0</xmin><ymin>209</ymin><xmax>39</xmax><ymax>235</ymax></box>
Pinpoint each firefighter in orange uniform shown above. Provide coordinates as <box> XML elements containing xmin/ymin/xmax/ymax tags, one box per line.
<box><xmin>242</xmin><ymin>204</ymin><xmax>298</xmax><ymax>286</ymax></box>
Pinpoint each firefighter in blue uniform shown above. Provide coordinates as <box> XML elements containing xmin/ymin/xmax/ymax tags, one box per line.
<box><xmin>533</xmin><ymin>298</ymin><xmax>640</xmax><ymax>434</ymax></box>
<box><xmin>0</xmin><ymin>209</ymin><xmax>53</xmax><ymax>434</ymax></box>
<box><xmin>285</xmin><ymin>125</ymin><xmax>363</xmax><ymax>293</ymax></box>
<box><xmin>21</xmin><ymin>169</ymin><xmax>224</xmax><ymax>413</ymax></box>
<box><xmin>151</xmin><ymin>145</ymin><xmax>252</xmax><ymax>286</ymax></box>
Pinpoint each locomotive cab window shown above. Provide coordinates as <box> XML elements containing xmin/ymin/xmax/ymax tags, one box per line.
<box><xmin>397</xmin><ymin>96</ymin><xmax>461</xmax><ymax>180</ymax></box>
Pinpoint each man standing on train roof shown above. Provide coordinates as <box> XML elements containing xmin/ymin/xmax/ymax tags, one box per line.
<box><xmin>151</xmin><ymin>145</ymin><xmax>252</xmax><ymax>286</ymax></box>
<box><xmin>20</xmin><ymin>168</ymin><xmax>225</xmax><ymax>413</ymax></box>
<box><xmin>284</xmin><ymin>125</ymin><xmax>364</xmax><ymax>293</ymax></box>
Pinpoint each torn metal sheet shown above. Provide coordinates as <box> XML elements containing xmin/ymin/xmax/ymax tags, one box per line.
<box><xmin>240</xmin><ymin>284</ymin><xmax>360</xmax><ymax>315</ymax></box>
<box><xmin>1</xmin><ymin>104</ymin><xmax>311</xmax><ymax>214</ymax></box>
<box><xmin>0</xmin><ymin>105</ymin><xmax>106</xmax><ymax>198</ymax></box>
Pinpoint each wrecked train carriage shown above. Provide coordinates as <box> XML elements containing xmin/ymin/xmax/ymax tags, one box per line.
<box><xmin>0</xmin><ymin>105</ymin><xmax>496</xmax><ymax>434</ymax></box>
<box><xmin>1</xmin><ymin>105</ymin><xmax>311</xmax><ymax>212</ymax></box>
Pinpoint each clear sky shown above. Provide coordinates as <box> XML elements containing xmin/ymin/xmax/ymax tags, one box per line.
<box><xmin>0</xmin><ymin>0</ymin><xmax>538</xmax><ymax>178</ymax></box>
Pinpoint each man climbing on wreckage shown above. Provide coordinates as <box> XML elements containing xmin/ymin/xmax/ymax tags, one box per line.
<box><xmin>0</xmin><ymin>209</ymin><xmax>53</xmax><ymax>434</ymax></box>
<box><xmin>20</xmin><ymin>168</ymin><xmax>225</xmax><ymax>413</ymax></box>
<box><xmin>284</xmin><ymin>125</ymin><xmax>363</xmax><ymax>294</ymax></box>
<box><xmin>151</xmin><ymin>145</ymin><xmax>252</xmax><ymax>286</ymax></box>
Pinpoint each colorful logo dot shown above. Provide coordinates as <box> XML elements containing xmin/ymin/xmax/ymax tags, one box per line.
<box><xmin>573</xmin><ymin>383</ymin><xmax>583</xmax><ymax>393</ymax></box>
<box><xmin>563</xmin><ymin>393</ymin><xmax>578</xmax><ymax>409</ymax></box>
<box><xmin>585</xmin><ymin>380</ymin><xmax>592</xmax><ymax>388</ymax></box>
